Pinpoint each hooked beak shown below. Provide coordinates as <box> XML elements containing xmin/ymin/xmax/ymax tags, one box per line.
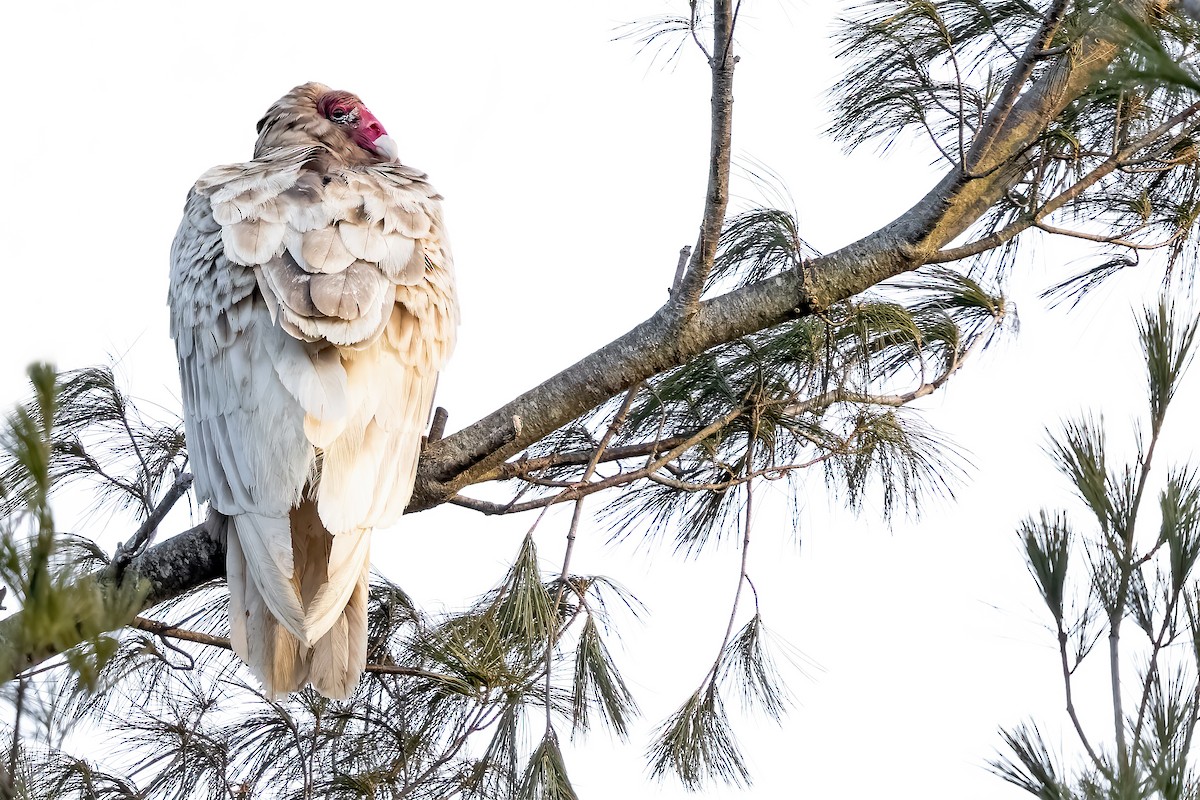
<box><xmin>353</xmin><ymin>106</ymin><xmax>399</xmax><ymax>162</ymax></box>
<box><xmin>371</xmin><ymin>134</ymin><xmax>399</xmax><ymax>162</ymax></box>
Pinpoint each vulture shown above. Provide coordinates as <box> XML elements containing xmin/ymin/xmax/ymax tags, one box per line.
<box><xmin>168</xmin><ymin>83</ymin><xmax>458</xmax><ymax>699</ymax></box>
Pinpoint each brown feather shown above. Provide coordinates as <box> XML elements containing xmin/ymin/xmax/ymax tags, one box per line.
<box><xmin>301</xmin><ymin>227</ymin><xmax>357</xmax><ymax>274</ymax></box>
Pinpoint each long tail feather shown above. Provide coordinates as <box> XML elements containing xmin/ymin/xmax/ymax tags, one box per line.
<box><xmin>308</xmin><ymin>555</ymin><xmax>370</xmax><ymax>700</ymax></box>
<box><xmin>288</xmin><ymin>498</ymin><xmax>373</xmax><ymax>699</ymax></box>
<box><xmin>227</xmin><ymin>519</ymin><xmax>308</xmax><ymax>696</ymax></box>
<box><xmin>232</xmin><ymin>512</ymin><xmax>307</xmax><ymax>642</ymax></box>
<box><xmin>305</xmin><ymin>527</ymin><xmax>371</xmax><ymax>641</ymax></box>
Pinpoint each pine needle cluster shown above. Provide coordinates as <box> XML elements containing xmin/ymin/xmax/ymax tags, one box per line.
<box><xmin>994</xmin><ymin>296</ymin><xmax>1200</xmax><ymax>798</ymax></box>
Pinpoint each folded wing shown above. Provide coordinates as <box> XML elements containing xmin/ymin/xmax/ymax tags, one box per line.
<box><xmin>169</xmin><ymin>146</ymin><xmax>458</xmax><ymax>698</ymax></box>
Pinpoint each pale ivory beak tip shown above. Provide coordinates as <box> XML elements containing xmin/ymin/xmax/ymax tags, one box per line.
<box><xmin>373</xmin><ymin>134</ymin><xmax>400</xmax><ymax>162</ymax></box>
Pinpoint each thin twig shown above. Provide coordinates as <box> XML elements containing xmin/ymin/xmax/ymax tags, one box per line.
<box><xmin>117</xmin><ymin>397</ymin><xmax>154</xmax><ymax>518</ymax></box>
<box><xmin>1129</xmin><ymin>583</ymin><xmax>1186</xmax><ymax>763</ymax></box>
<box><xmin>1035</xmin><ymin>221</ymin><xmax>1187</xmax><ymax>251</ymax></box>
<box><xmin>450</xmin><ymin>407</ymin><xmax>745</xmax><ymax>515</ymax></box>
<box><xmin>644</xmin><ymin>451</ymin><xmax>840</xmax><ymax>492</ymax></box>
<box><xmin>927</xmin><ymin>8</ymin><xmax>968</xmax><ymax>167</ymax></box>
<box><xmin>702</xmin><ymin>416</ymin><xmax>758</xmax><ymax>690</ymax></box>
<box><xmin>1057</xmin><ymin>623</ymin><xmax>1112</xmax><ymax>779</ymax></box>
<box><xmin>689</xmin><ymin>0</ymin><xmax>712</xmax><ymax>61</ymax></box>
<box><xmin>110</xmin><ymin>471</ymin><xmax>194</xmax><ymax>577</ymax></box>
<box><xmin>127</xmin><ymin>617</ymin><xmax>457</xmax><ymax>682</ymax></box>
<box><xmin>488</xmin><ymin>432</ymin><xmax>696</xmax><ymax>479</ymax></box>
<box><xmin>7</xmin><ymin>676</ymin><xmax>25</xmax><ymax>794</ymax></box>
<box><xmin>1107</xmin><ymin>388</ymin><xmax>1171</xmax><ymax>775</ymax></box>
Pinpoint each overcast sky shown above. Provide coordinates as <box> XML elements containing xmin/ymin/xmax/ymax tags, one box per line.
<box><xmin>3</xmin><ymin>1</ymin><xmax>1195</xmax><ymax>797</ymax></box>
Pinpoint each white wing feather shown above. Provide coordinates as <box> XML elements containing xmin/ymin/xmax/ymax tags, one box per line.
<box><xmin>169</xmin><ymin>146</ymin><xmax>457</xmax><ymax>697</ymax></box>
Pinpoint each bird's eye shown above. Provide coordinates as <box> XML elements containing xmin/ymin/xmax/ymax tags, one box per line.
<box><xmin>329</xmin><ymin>106</ymin><xmax>349</xmax><ymax>123</ymax></box>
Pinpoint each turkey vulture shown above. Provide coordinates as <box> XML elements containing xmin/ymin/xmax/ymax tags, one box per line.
<box><xmin>168</xmin><ymin>83</ymin><xmax>458</xmax><ymax>699</ymax></box>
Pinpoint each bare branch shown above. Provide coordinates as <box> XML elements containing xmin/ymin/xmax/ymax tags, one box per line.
<box><xmin>483</xmin><ymin>436</ymin><xmax>698</xmax><ymax>483</ymax></box>
<box><xmin>427</xmin><ymin>407</ymin><xmax>449</xmax><ymax>444</ymax></box>
<box><xmin>1058</xmin><ymin>624</ymin><xmax>1112</xmax><ymax>779</ymax></box>
<box><xmin>670</xmin><ymin>0</ymin><xmax>738</xmax><ymax>313</ymax></box>
<box><xmin>1035</xmin><ymin>221</ymin><xmax>1186</xmax><ymax>250</ymax></box>
<box><xmin>449</xmin><ymin>407</ymin><xmax>744</xmax><ymax>516</ymax></box>
<box><xmin>671</xmin><ymin>246</ymin><xmax>692</xmax><ymax>297</ymax></box>
<box><xmin>109</xmin><ymin>471</ymin><xmax>194</xmax><ymax>578</ymax></box>
<box><xmin>128</xmin><ymin>616</ymin><xmax>459</xmax><ymax>682</ymax></box>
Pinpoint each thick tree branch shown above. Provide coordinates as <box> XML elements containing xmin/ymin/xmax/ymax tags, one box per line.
<box><xmin>967</xmin><ymin>0</ymin><xmax>1070</xmax><ymax>173</ymax></box>
<box><xmin>413</xmin><ymin>12</ymin><xmax>1127</xmax><ymax>511</ymax></box>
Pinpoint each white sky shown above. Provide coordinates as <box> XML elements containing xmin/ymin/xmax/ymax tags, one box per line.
<box><xmin>3</xmin><ymin>1</ymin><xmax>1197</xmax><ymax>797</ymax></box>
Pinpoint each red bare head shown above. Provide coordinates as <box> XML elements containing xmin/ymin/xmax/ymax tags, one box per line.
<box><xmin>315</xmin><ymin>90</ymin><xmax>397</xmax><ymax>160</ymax></box>
<box><xmin>254</xmin><ymin>83</ymin><xmax>399</xmax><ymax>163</ymax></box>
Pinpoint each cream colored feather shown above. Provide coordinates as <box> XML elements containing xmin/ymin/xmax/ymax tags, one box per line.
<box><xmin>168</xmin><ymin>83</ymin><xmax>458</xmax><ymax>699</ymax></box>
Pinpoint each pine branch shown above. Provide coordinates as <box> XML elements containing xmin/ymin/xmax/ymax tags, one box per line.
<box><xmin>414</xmin><ymin>3</ymin><xmax>1136</xmax><ymax>510</ymax></box>
<box><xmin>448</xmin><ymin>407</ymin><xmax>744</xmax><ymax>516</ymax></box>
<box><xmin>1057</xmin><ymin>612</ymin><xmax>1112</xmax><ymax>779</ymax></box>
<box><xmin>930</xmin><ymin>101</ymin><xmax>1200</xmax><ymax>263</ymax></box>
<box><xmin>543</xmin><ymin>388</ymin><xmax>638</xmax><ymax>736</ymax></box>
<box><xmin>483</xmin><ymin>436</ymin><xmax>700</xmax><ymax>484</ymax></box>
